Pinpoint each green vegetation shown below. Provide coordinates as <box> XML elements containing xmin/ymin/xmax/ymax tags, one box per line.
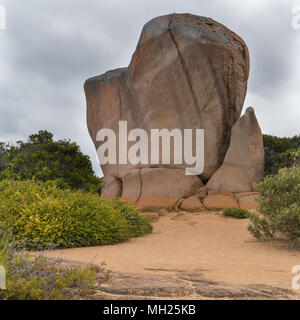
<box><xmin>0</xmin><ymin>131</ymin><xmax>153</xmax><ymax>300</ymax></box>
<box><xmin>0</xmin><ymin>230</ymin><xmax>109</xmax><ymax>300</ymax></box>
<box><xmin>224</xmin><ymin>208</ymin><xmax>251</xmax><ymax>219</ymax></box>
<box><xmin>263</xmin><ymin>134</ymin><xmax>300</xmax><ymax>176</ymax></box>
<box><xmin>0</xmin><ymin>130</ymin><xmax>102</xmax><ymax>193</ymax></box>
<box><xmin>248</xmin><ymin>166</ymin><xmax>300</xmax><ymax>243</ymax></box>
<box><xmin>0</xmin><ymin>180</ymin><xmax>152</xmax><ymax>250</ymax></box>
<box><xmin>248</xmin><ymin>134</ymin><xmax>300</xmax><ymax>244</ymax></box>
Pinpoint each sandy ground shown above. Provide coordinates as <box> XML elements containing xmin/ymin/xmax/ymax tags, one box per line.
<box><xmin>42</xmin><ymin>211</ymin><xmax>300</xmax><ymax>299</ymax></box>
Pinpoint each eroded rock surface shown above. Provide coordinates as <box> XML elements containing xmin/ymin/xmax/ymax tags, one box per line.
<box><xmin>93</xmin><ymin>270</ymin><xmax>295</xmax><ymax>300</ymax></box>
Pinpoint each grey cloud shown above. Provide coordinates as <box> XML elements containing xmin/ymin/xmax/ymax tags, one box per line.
<box><xmin>0</xmin><ymin>0</ymin><xmax>299</xmax><ymax>177</ymax></box>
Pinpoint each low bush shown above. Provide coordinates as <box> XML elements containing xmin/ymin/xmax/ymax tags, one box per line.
<box><xmin>0</xmin><ymin>241</ymin><xmax>109</xmax><ymax>300</ymax></box>
<box><xmin>0</xmin><ymin>180</ymin><xmax>152</xmax><ymax>250</ymax></box>
<box><xmin>223</xmin><ymin>208</ymin><xmax>251</xmax><ymax>219</ymax></box>
<box><xmin>248</xmin><ymin>166</ymin><xmax>300</xmax><ymax>243</ymax></box>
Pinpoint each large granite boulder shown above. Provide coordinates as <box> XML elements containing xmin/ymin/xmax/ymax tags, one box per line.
<box><xmin>84</xmin><ymin>13</ymin><xmax>259</xmax><ymax>210</ymax></box>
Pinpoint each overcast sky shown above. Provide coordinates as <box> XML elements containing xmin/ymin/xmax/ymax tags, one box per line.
<box><xmin>0</xmin><ymin>0</ymin><xmax>299</xmax><ymax>176</ymax></box>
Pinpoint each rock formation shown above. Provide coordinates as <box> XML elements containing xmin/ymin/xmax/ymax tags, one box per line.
<box><xmin>84</xmin><ymin>13</ymin><xmax>264</xmax><ymax>211</ymax></box>
<box><xmin>206</xmin><ymin>107</ymin><xmax>264</xmax><ymax>193</ymax></box>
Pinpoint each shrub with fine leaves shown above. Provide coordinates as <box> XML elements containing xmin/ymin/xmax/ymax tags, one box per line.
<box><xmin>248</xmin><ymin>166</ymin><xmax>300</xmax><ymax>242</ymax></box>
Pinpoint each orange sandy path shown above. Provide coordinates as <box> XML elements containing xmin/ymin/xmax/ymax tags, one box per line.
<box><xmin>43</xmin><ymin>212</ymin><xmax>300</xmax><ymax>292</ymax></box>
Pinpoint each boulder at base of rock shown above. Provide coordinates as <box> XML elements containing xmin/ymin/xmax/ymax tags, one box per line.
<box><xmin>197</xmin><ymin>186</ymin><xmax>208</xmax><ymax>199</ymax></box>
<box><xmin>206</xmin><ymin>107</ymin><xmax>264</xmax><ymax>193</ymax></box>
<box><xmin>158</xmin><ymin>209</ymin><xmax>168</xmax><ymax>216</ymax></box>
<box><xmin>137</xmin><ymin>168</ymin><xmax>203</xmax><ymax>210</ymax></box>
<box><xmin>235</xmin><ymin>192</ymin><xmax>260</xmax><ymax>210</ymax></box>
<box><xmin>101</xmin><ymin>176</ymin><xmax>122</xmax><ymax>199</ymax></box>
<box><xmin>141</xmin><ymin>212</ymin><xmax>159</xmax><ymax>221</ymax></box>
<box><xmin>180</xmin><ymin>196</ymin><xmax>205</xmax><ymax>212</ymax></box>
<box><xmin>121</xmin><ymin>169</ymin><xmax>141</xmax><ymax>204</ymax></box>
<box><xmin>203</xmin><ymin>193</ymin><xmax>239</xmax><ymax>209</ymax></box>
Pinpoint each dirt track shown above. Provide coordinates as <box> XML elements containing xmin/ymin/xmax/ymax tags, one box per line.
<box><xmin>43</xmin><ymin>211</ymin><xmax>300</xmax><ymax>299</ymax></box>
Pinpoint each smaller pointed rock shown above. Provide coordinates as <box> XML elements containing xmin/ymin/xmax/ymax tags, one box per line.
<box><xmin>207</xmin><ymin>107</ymin><xmax>264</xmax><ymax>193</ymax></box>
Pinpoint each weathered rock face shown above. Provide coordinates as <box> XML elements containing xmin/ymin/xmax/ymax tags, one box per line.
<box><xmin>100</xmin><ymin>176</ymin><xmax>122</xmax><ymax>199</ymax></box>
<box><xmin>84</xmin><ymin>13</ymin><xmax>262</xmax><ymax>210</ymax></box>
<box><xmin>206</xmin><ymin>107</ymin><xmax>264</xmax><ymax>193</ymax></box>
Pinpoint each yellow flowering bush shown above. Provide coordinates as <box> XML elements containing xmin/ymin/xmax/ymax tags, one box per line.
<box><xmin>0</xmin><ymin>180</ymin><xmax>152</xmax><ymax>250</ymax></box>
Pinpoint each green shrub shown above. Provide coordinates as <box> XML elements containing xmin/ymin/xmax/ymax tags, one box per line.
<box><xmin>0</xmin><ymin>180</ymin><xmax>152</xmax><ymax>250</ymax></box>
<box><xmin>0</xmin><ymin>221</ymin><xmax>13</xmax><ymax>251</ymax></box>
<box><xmin>263</xmin><ymin>134</ymin><xmax>300</xmax><ymax>175</ymax></box>
<box><xmin>0</xmin><ymin>130</ymin><xmax>102</xmax><ymax>193</ymax></box>
<box><xmin>224</xmin><ymin>208</ymin><xmax>251</xmax><ymax>219</ymax></box>
<box><xmin>248</xmin><ymin>166</ymin><xmax>300</xmax><ymax>242</ymax></box>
